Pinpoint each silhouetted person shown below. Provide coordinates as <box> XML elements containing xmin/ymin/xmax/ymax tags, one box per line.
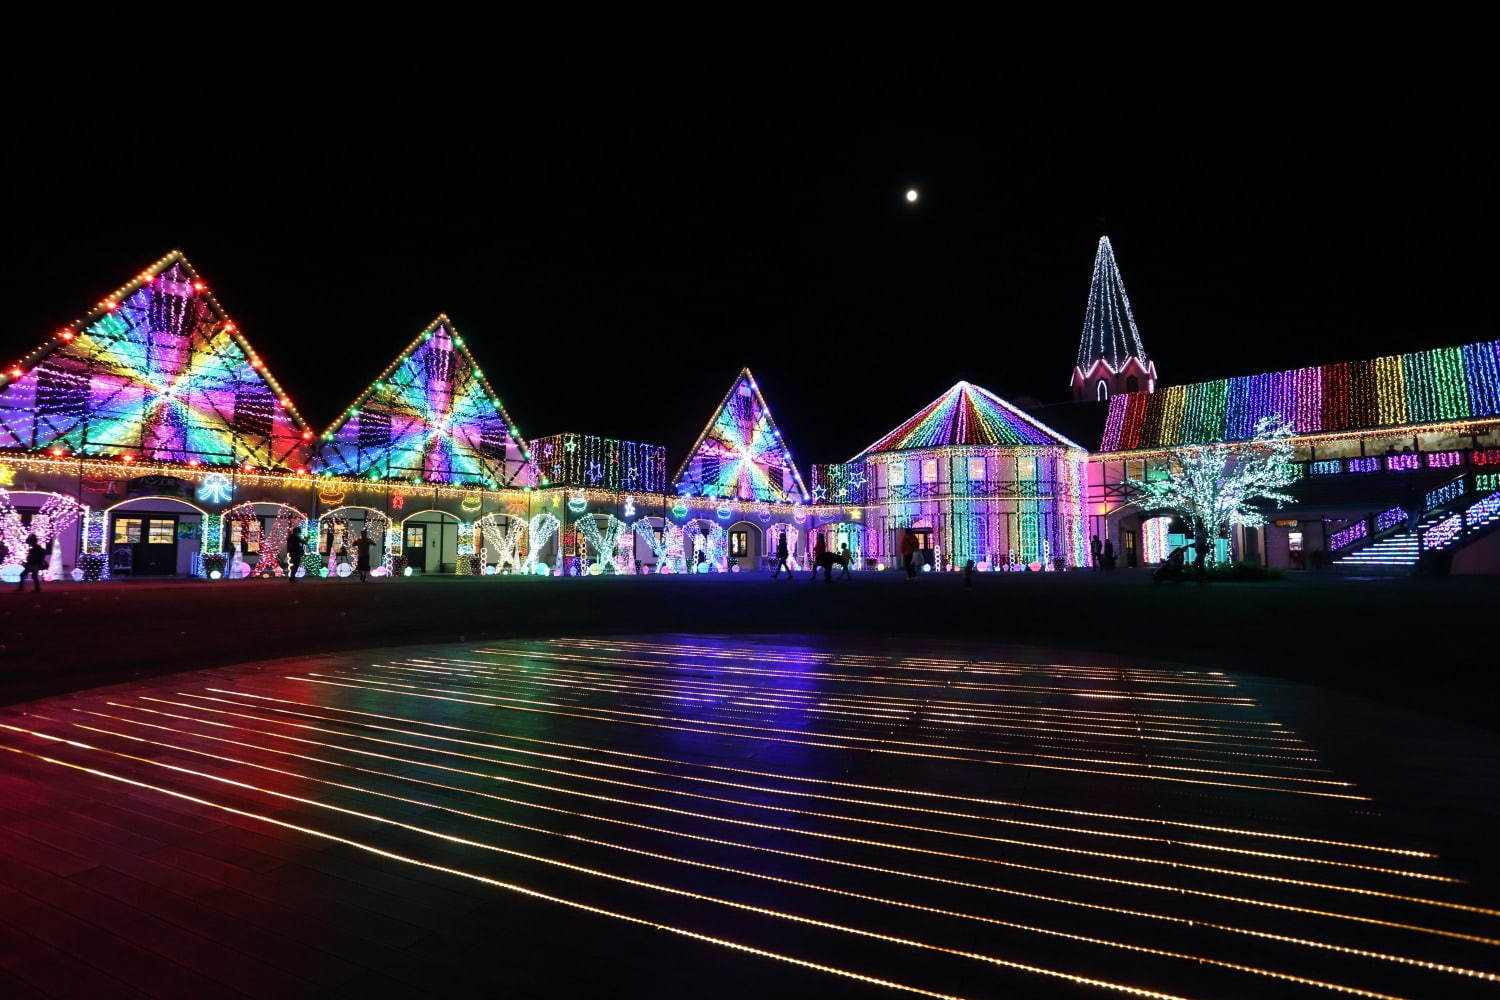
<box><xmin>1102</xmin><ymin>538</ymin><xmax>1116</xmax><ymax>570</ymax></box>
<box><xmin>1400</xmin><ymin>479</ymin><xmax>1425</xmax><ymax>533</ymax></box>
<box><xmin>286</xmin><ymin>529</ymin><xmax>305</xmax><ymax>582</ymax></box>
<box><xmin>1191</xmin><ymin>530</ymin><xmax>1210</xmax><ymax>580</ymax></box>
<box><xmin>1090</xmin><ymin>535</ymin><xmax>1102</xmax><ymax>571</ymax></box>
<box><xmin>353</xmin><ymin>529</ymin><xmax>376</xmax><ymax>582</ymax></box>
<box><xmin>838</xmin><ymin>543</ymin><xmax>853</xmax><ymax>580</ymax></box>
<box><xmin>900</xmin><ymin>529</ymin><xmax>918</xmax><ymax>579</ymax></box>
<box><xmin>16</xmin><ymin>534</ymin><xmax>49</xmax><ymax>593</ymax></box>
<box><xmin>964</xmin><ymin>558</ymin><xmax>976</xmax><ymax>588</ymax></box>
<box><xmin>811</xmin><ymin>533</ymin><xmax>827</xmax><ymax>581</ymax></box>
<box><xmin>773</xmin><ymin>532</ymin><xmax>792</xmax><ymax>579</ymax></box>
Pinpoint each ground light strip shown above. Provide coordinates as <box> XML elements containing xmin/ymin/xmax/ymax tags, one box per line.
<box><xmin>380</xmin><ymin>659</ymin><xmax>1327</xmax><ymax>766</ymax></box>
<box><xmin>290</xmin><ymin>673</ymin><xmax>1371</xmax><ymax>800</ymax></box>
<box><xmin>133</xmin><ymin>696</ymin><xmax>1499</xmax><ymax>935</ymax></box>
<box><xmin>101</xmin><ymin>698</ymin><xmax>1446</xmax><ymax>887</ymax></box>
<box><xmin>0</xmin><ymin>727</ymin><xmax>1193</xmax><ymax>1000</ymax></box>
<box><xmin>368</xmin><ymin>660</ymin><xmax>1330</xmax><ymax>771</ymax></box>
<box><xmin>190</xmin><ymin>685</ymin><xmax>1430</xmax><ymax>857</ymax></box>
<box><xmin>65</xmin><ymin>705</ymin><xmax>1500</xmax><ymax>984</ymax></box>
<box><xmin>54</xmin><ymin>714</ymin><xmax>1485</xmax><ymax>998</ymax></box>
<box><xmin>474</xmin><ymin>647</ymin><xmax>1257</xmax><ymax>706</ymax></box>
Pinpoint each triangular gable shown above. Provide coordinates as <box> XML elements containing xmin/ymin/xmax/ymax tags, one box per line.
<box><xmin>314</xmin><ymin>315</ymin><xmax>533</xmax><ymax>487</ymax></box>
<box><xmin>671</xmin><ymin>368</ymin><xmax>809</xmax><ymax>503</ymax></box>
<box><xmin>0</xmin><ymin>251</ymin><xmax>313</xmax><ymax>470</ymax></box>
<box><xmin>851</xmin><ymin>382</ymin><xmax>1082</xmax><ymax>460</ymax></box>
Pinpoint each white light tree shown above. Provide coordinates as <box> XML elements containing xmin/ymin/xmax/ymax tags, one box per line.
<box><xmin>1124</xmin><ymin>415</ymin><xmax>1300</xmax><ymax>563</ymax></box>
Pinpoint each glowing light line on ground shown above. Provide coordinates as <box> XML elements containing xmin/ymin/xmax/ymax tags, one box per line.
<box><xmin>190</xmin><ymin>685</ymin><xmax>1428</xmax><ymax>857</ymax></box>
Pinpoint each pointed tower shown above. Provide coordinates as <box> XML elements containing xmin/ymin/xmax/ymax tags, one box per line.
<box><xmin>0</xmin><ymin>250</ymin><xmax>314</xmax><ymax>469</ymax></box>
<box><xmin>314</xmin><ymin>315</ymin><xmax>533</xmax><ymax>488</ymax></box>
<box><xmin>672</xmin><ymin>368</ymin><xmax>809</xmax><ymax>503</ymax></box>
<box><xmin>1070</xmin><ymin>236</ymin><xmax>1157</xmax><ymax>401</ymax></box>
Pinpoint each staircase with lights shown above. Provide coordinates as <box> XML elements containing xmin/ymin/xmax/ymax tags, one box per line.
<box><xmin>1331</xmin><ymin>479</ymin><xmax>1500</xmax><ymax>574</ymax></box>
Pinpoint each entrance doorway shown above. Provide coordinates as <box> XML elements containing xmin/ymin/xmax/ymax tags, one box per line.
<box><xmin>405</xmin><ymin>523</ymin><xmax>428</xmax><ymax>572</ymax></box>
<box><xmin>113</xmin><ymin>514</ymin><xmax>179</xmax><ymax>575</ymax></box>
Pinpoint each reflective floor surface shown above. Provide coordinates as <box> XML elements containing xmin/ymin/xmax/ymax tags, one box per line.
<box><xmin>2</xmin><ymin>635</ymin><xmax>1498</xmax><ymax>999</ymax></box>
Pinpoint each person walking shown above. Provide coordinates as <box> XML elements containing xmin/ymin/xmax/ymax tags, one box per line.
<box><xmin>772</xmin><ymin>532</ymin><xmax>793</xmax><ymax>579</ymax></box>
<box><xmin>353</xmin><ymin>529</ymin><xmax>376</xmax><ymax>582</ymax></box>
<box><xmin>838</xmin><ymin>543</ymin><xmax>853</xmax><ymax>580</ymax></box>
<box><xmin>811</xmin><ymin>533</ymin><xmax>827</xmax><ymax>581</ymax></box>
<box><xmin>16</xmin><ymin>534</ymin><xmax>49</xmax><ymax>593</ymax></box>
<box><xmin>1090</xmin><ymin>534</ymin><xmax>1102</xmax><ymax>571</ymax></box>
<box><xmin>900</xmin><ymin>529</ymin><xmax>918</xmax><ymax>579</ymax></box>
<box><xmin>1102</xmin><ymin>537</ymin><xmax>1116</xmax><ymax>571</ymax></box>
<box><xmin>286</xmin><ymin>529</ymin><xmax>306</xmax><ymax>582</ymax></box>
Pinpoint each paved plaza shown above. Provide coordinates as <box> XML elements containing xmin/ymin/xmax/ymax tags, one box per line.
<box><xmin>3</xmin><ymin>634</ymin><xmax>1499</xmax><ymax>998</ymax></box>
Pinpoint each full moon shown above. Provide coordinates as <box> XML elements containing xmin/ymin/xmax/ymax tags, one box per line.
<box><xmin>905</xmin><ymin>189</ymin><xmax>919</xmax><ymax>203</ymax></box>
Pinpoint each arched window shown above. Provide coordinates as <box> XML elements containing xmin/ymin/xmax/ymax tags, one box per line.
<box><xmin>1096</xmin><ymin>380</ymin><xmax>1109</xmax><ymax>401</ymax></box>
<box><xmin>1126</xmin><ymin>375</ymin><xmax>1139</xmax><ymax>392</ymax></box>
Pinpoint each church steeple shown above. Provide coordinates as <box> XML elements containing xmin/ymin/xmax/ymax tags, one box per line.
<box><xmin>1070</xmin><ymin>235</ymin><xmax>1157</xmax><ymax>401</ymax></box>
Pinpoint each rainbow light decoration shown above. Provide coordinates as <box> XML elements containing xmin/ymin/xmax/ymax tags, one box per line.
<box><xmin>673</xmin><ymin>368</ymin><xmax>809</xmax><ymax>503</ymax></box>
<box><xmin>1100</xmin><ymin>338</ymin><xmax>1500</xmax><ymax>451</ymax></box>
<box><xmin>0</xmin><ymin>252</ymin><xmax>312</xmax><ymax>469</ymax></box>
<box><xmin>315</xmin><ymin>316</ymin><xmax>532</xmax><ymax>487</ymax></box>
<box><xmin>853</xmin><ymin>381</ymin><xmax>1083</xmax><ymax>459</ymax></box>
<box><xmin>532</xmin><ymin>433</ymin><xmax>666</xmax><ymax>492</ymax></box>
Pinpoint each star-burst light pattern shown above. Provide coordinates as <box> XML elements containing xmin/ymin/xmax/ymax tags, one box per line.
<box><xmin>0</xmin><ymin>255</ymin><xmax>310</xmax><ymax>469</ymax></box>
<box><xmin>673</xmin><ymin>369</ymin><xmax>808</xmax><ymax>503</ymax></box>
<box><xmin>316</xmin><ymin>317</ymin><xmax>531</xmax><ymax>487</ymax></box>
<box><xmin>855</xmin><ymin>382</ymin><xmax>1081</xmax><ymax>459</ymax></box>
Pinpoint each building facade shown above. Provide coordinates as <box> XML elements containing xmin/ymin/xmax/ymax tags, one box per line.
<box><xmin>3</xmin><ymin>245</ymin><xmax>1499</xmax><ymax>583</ymax></box>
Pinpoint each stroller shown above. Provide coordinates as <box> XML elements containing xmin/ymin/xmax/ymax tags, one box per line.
<box><xmin>1152</xmin><ymin>544</ymin><xmax>1192</xmax><ymax>583</ymax></box>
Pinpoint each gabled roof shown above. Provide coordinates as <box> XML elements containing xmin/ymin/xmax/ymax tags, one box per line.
<box><xmin>671</xmin><ymin>367</ymin><xmax>809</xmax><ymax>503</ymax></box>
<box><xmin>0</xmin><ymin>250</ymin><xmax>314</xmax><ymax>470</ymax></box>
<box><xmin>852</xmin><ymin>381</ymin><xmax>1083</xmax><ymax>460</ymax></box>
<box><xmin>1076</xmin><ymin>235</ymin><xmax>1150</xmax><ymax>372</ymax></box>
<box><xmin>314</xmin><ymin>315</ymin><xmax>533</xmax><ymax>487</ymax></box>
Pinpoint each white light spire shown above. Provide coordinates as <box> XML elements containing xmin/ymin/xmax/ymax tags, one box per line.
<box><xmin>1077</xmin><ymin>235</ymin><xmax>1149</xmax><ymax>372</ymax></box>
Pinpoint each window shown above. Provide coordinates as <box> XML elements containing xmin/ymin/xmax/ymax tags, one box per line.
<box><xmin>406</xmin><ymin>525</ymin><xmax>426</xmax><ymax>548</ymax></box>
<box><xmin>229</xmin><ymin>519</ymin><xmax>262</xmax><ymax>552</ymax></box>
<box><xmin>1124</xmin><ymin>459</ymin><xmax>1145</xmax><ymax>481</ymax></box>
<box><xmin>1017</xmin><ymin>456</ymin><xmax>1036</xmax><ymax>479</ymax></box>
<box><xmin>888</xmin><ymin>463</ymin><xmax>905</xmax><ymax>486</ymax></box>
<box><xmin>1287</xmin><ymin>531</ymin><xmax>1304</xmax><ymax>552</ymax></box>
<box><xmin>1097</xmin><ymin>381</ymin><xmax>1109</xmax><ymax>401</ymax></box>
<box><xmin>113</xmin><ymin>518</ymin><xmax>142</xmax><ymax>544</ymax></box>
<box><xmin>729</xmin><ymin>531</ymin><xmax>749</xmax><ymax>557</ymax></box>
<box><xmin>147</xmin><ymin>519</ymin><xmax>175</xmax><ymax>544</ymax></box>
<box><xmin>967</xmin><ymin>457</ymin><xmax>985</xmax><ymax>481</ymax></box>
<box><xmin>921</xmin><ymin>459</ymin><xmax>938</xmax><ymax>483</ymax></box>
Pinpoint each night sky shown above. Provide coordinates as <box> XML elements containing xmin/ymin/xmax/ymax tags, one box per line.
<box><xmin>6</xmin><ymin>91</ymin><xmax>1494</xmax><ymax>466</ymax></box>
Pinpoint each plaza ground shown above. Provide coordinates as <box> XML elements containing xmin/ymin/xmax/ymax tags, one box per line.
<box><xmin>3</xmin><ymin>571</ymin><xmax>1499</xmax><ymax>731</ymax></box>
<box><xmin>2</xmin><ymin>634</ymin><xmax>1499</xmax><ymax>999</ymax></box>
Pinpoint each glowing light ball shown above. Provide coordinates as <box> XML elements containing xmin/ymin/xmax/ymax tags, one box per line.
<box><xmin>876</xmin><ymin>562</ymin><xmax>886</xmax><ymax>571</ymax></box>
<box><xmin>4</xmin><ymin>564</ymin><xmax>25</xmax><ymax>584</ymax></box>
<box><xmin>730</xmin><ymin>564</ymin><xmax>740</xmax><ymax>573</ymax></box>
<box><xmin>659</xmin><ymin>564</ymin><xmax>673</xmax><ymax>574</ymax></box>
<box><xmin>921</xmin><ymin>564</ymin><xmax>931</xmax><ymax>573</ymax></box>
<box><xmin>1029</xmin><ymin>561</ymin><xmax>1043</xmax><ymax>572</ymax></box>
<box><xmin>588</xmin><ymin>563</ymin><xmax>602</xmax><ymax>576</ymax></box>
<box><xmin>697</xmin><ymin>563</ymin><xmax>711</xmax><ymax>574</ymax></box>
<box><xmin>905</xmin><ymin>188</ymin><xmax>919</xmax><ymax>203</ymax></box>
<box><xmin>372</xmin><ymin>566</ymin><xmax>389</xmax><ymax>577</ymax></box>
<box><xmin>337</xmin><ymin>563</ymin><xmax>353</xmax><ymax>578</ymax></box>
<box><xmin>209</xmin><ymin>570</ymin><xmax>223</xmax><ymax>580</ymax></box>
<box><xmin>483</xmin><ymin>565</ymin><xmax>496</xmax><ymax>575</ymax></box>
<box><xmin>403</xmin><ymin>566</ymin><xmax>414</xmax><ymax>576</ymax></box>
<box><xmin>235</xmin><ymin>563</ymin><xmax>253</xmax><ymax>579</ymax></box>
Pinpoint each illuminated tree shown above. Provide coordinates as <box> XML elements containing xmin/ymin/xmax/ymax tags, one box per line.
<box><xmin>1124</xmin><ymin>415</ymin><xmax>1299</xmax><ymax>546</ymax></box>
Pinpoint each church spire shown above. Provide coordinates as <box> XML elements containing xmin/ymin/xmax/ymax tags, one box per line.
<box><xmin>1070</xmin><ymin>236</ymin><xmax>1157</xmax><ymax>401</ymax></box>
